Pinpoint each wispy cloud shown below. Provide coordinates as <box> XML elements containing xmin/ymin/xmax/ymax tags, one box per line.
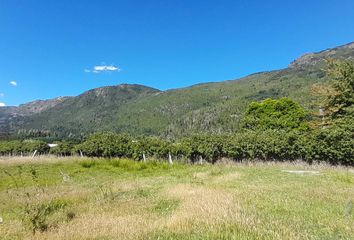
<box><xmin>85</xmin><ymin>65</ymin><xmax>121</xmax><ymax>73</ymax></box>
<box><xmin>10</xmin><ymin>81</ymin><xmax>17</xmax><ymax>86</ymax></box>
<box><xmin>0</xmin><ymin>102</ymin><xmax>6</xmax><ymax>107</ymax></box>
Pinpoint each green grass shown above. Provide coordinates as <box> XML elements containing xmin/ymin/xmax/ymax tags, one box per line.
<box><xmin>0</xmin><ymin>157</ymin><xmax>353</xmax><ymax>239</ymax></box>
<box><xmin>152</xmin><ymin>199</ymin><xmax>180</xmax><ymax>216</ymax></box>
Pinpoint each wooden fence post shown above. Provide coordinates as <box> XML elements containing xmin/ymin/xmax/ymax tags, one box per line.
<box><xmin>199</xmin><ymin>156</ymin><xmax>203</xmax><ymax>165</ymax></box>
<box><xmin>32</xmin><ymin>150</ymin><xmax>38</xmax><ymax>159</ymax></box>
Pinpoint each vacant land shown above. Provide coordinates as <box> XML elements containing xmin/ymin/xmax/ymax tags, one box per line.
<box><xmin>0</xmin><ymin>157</ymin><xmax>353</xmax><ymax>240</ymax></box>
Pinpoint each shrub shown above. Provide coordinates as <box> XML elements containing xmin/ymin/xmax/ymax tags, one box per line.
<box><xmin>49</xmin><ymin>141</ymin><xmax>75</xmax><ymax>156</ymax></box>
<box><xmin>0</xmin><ymin>140</ymin><xmax>49</xmax><ymax>156</ymax></box>
<box><xmin>74</xmin><ymin>133</ymin><xmax>133</xmax><ymax>158</ymax></box>
<box><xmin>243</xmin><ymin>97</ymin><xmax>309</xmax><ymax>131</ymax></box>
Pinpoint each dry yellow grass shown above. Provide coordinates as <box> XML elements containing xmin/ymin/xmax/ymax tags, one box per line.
<box><xmin>0</xmin><ymin>157</ymin><xmax>353</xmax><ymax>239</ymax></box>
<box><xmin>0</xmin><ymin>155</ymin><xmax>79</xmax><ymax>166</ymax></box>
<box><xmin>164</xmin><ymin>184</ymin><xmax>242</xmax><ymax>228</ymax></box>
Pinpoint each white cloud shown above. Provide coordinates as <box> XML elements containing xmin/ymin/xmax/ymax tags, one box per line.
<box><xmin>94</xmin><ymin>65</ymin><xmax>120</xmax><ymax>71</ymax></box>
<box><xmin>85</xmin><ymin>65</ymin><xmax>121</xmax><ymax>73</ymax></box>
<box><xmin>105</xmin><ymin>66</ymin><xmax>119</xmax><ymax>71</ymax></box>
<box><xmin>0</xmin><ymin>102</ymin><xmax>6</xmax><ymax>107</ymax></box>
<box><xmin>10</xmin><ymin>81</ymin><xmax>17</xmax><ymax>86</ymax></box>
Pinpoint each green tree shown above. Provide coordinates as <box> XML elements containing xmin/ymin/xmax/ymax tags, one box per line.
<box><xmin>243</xmin><ymin>98</ymin><xmax>309</xmax><ymax>131</ymax></box>
<box><xmin>75</xmin><ymin>133</ymin><xmax>133</xmax><ymax>158</ymax></box>
<box><xmin>49</xmin><ymin>141</ymin><xmax>75</xmax><ymax>156</ymax></box>
<box><xmin>325</xmin><ymin>59</ymin><xmax>354</xmax><ymax>118</ymax></box>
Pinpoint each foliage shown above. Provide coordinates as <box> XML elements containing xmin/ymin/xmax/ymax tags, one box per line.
<box><xmin>49</xmin><ymin>141</ymin><xmax>75</xmax><ymax>156</ymax></box>
<box><xmin>4</xmin><ymin>167</ymin><xmax>68</xmax><ymax>234</ymax></box>
<box><xmin>325</xmin><ymin>59</ymin><xmax>354</xmax><ymax>118</ymax></box>
<box><xmin>0</xmin><ymin>140</ymin><xmax>49</xmax><ymax>156</ymax></box>
<box><xmin>74</xmin><ymin>133</ymin><xmax>133</xmax><ymax>158</ymax></box>
<box><xmin>311</xmin><ymin>126</ymin><xmax>354</xmax><ymax>165</ymax></box>
<box><xmin>131</xmin><ymin>136</ymin><xmax>171</xmax><ymax>160</ymax></box>
<box><xmin>1</xmin><ymin>128</ymin><xmax>352</xmax><ymax>165</ymax></box>
<box><xmin>179</xmin><ymin>135</ymin><xmax>225</xmax><ymax>163</ymax></box>
<box><xmin>242</xmin><ymin>98</ymin><xmax>309</xmax><ymax>131</ymax></box>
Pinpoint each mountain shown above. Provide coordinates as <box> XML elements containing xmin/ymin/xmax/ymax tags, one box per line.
<box><xmin>0</xmin><ymin>97</ymin><xmax>70</xmax><ymax>137</ymax></box>
<box><xmin>12</xmin><ymin>84</ymin><xmax>160</xmax><ymax>138</ymax></box>
<box><xmin>1</xmin><ymin>42</ymin><xmax>353</xmax><ymax>139</ymax></box>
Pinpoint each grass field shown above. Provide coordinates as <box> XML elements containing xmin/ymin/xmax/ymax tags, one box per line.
<box><xmin>0</xmin><ymin>157</ymin><xmax>353</xmax><ymax>240</ymax></box>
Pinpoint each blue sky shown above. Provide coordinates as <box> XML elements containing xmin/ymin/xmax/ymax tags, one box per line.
<box><xmin>0</xmin><ymin>0</ymin><xmax>354</xmax><ymax>106</ymax></box>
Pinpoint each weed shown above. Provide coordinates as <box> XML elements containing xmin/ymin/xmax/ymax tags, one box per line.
<box><xmin>93</xmin><ymin>182</ymin><xmax>116</xmax><ymax>202</ymax></box>
<box><xmin>23</xmin><ymin>199</ymin><xmax>67</xmax><ymax>234</ymax></box>
<box><xmin>80</xmin><ymin>160</ymin><xmax>97</xmax><ymax>168</ymax></box>
<box><xmin>3</xmin><ymin>167</ymin><xmax>68</xmax><ymax>234</ymax></box>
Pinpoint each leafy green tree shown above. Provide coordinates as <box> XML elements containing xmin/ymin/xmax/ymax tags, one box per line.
<box><xmin>75</xmin><ymin>133</ymin><xmax>133</xmax><ymax>158</ymax></box>
<box><xmin>49</xmin><ymin>141</ymin><xmax>75</xmax><ymax>156</ymax></box>
<box><xmin>243</xmin><ymin>98</ymin><xmax>309</xmax><ymax>131</ymax></box>
<box><xmin>0</xmin><ymin>140</ymin><xmax>49</xmax><ymax>155</ymax></box>
<box><xmin>325</xmin><ymin>59</ymin><xmax>354</xmax><ymax>118</ymax></box>
<box><xmin>310</xmin><ymin>60</ymin><xmax>354</xmax><ymax>130</ymax></box>
<box><xmin>21</xmin><ymin>140</ymin><xmax>49</xmax><ymax>154</ymax></box>
<box><xmin>131</xmin><ymin>136</ymin><xmax>171</xmax><ymax>160</ymax></box>
<box><xmin>179</xmin><ymin>135</ymin><xmax>225</xmax><ymax>163</ymax></box>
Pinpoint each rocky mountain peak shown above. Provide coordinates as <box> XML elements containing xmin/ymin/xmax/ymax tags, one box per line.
<box><xmin>289</xmin><ymin>41</ymin><xmax>354</xmax><ymax>69</ymax></box>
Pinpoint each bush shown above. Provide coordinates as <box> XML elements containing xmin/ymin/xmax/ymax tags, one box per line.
<box><xmin>131</xmin><ymin>136</ymin><xmax>172</xmax><ymax>160</ymax></box>
<box><xmin>0</xmin><ymin>140</ymin><xmax>49</xmax><ymax>156</ymax></box>
<box><xmin>178</xmin><ymin>129</ymin><xmax>353</xmax><ymax>165</ymax></box>
<box><xmin>49</xmin><ymin>141</ymin><xmax>75</xmax><ymax>156</ymax></box>
<box><xmin>1</xmin><ymin>129</ymin><xmax>352</xmax><ymax>165</ymax></box>
<box><xmin>179</xmin><ymin>135</ymin><xmax>224</xmax><ymax>163</ymax></box>
<box><xmin>74</xmin><ymin>133</ymin><xmax>133</xmax><ymax>158</ymax></box>
<box><xmin>312</xmin><ymin>127</ymin><xmax>354</xmax><ymax>165</ymax></box>
<box><xmin>243</xmin><ymin>98</ymin><xmax>309</xmax><ymax>131</ymax></box>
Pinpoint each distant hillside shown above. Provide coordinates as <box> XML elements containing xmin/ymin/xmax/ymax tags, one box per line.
<box><xmin>14</xmin><ymin>84</ymin><xmax>160</xmax><ymax>138</ymax></box>
<box><xmin>0</xmin><ymin>97</ymin><xmax>70</xmax><ymax>137</ymax></box>
<box><xmin>1</xmin><ymin>42</ymin><xmax>353</xmax><ymax>139</ymax></box>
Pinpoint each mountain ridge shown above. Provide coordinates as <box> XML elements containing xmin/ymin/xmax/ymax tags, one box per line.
<box><xmin>5</xmin><ymin>41</ymin><xmax>354</xmax><ymax>108</ymax></box>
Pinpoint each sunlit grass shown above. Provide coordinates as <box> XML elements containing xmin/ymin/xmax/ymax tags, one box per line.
<box><xmin>0</xmin><ymin>157</ymin><xmax>353</xmax><ymax>239</ymax></box>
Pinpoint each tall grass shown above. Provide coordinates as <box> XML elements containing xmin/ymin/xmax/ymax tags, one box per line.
<box><xmin>0</xmin><ymin>157</ymin><xmax>353</xmax><ymax>239</ymax></box>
